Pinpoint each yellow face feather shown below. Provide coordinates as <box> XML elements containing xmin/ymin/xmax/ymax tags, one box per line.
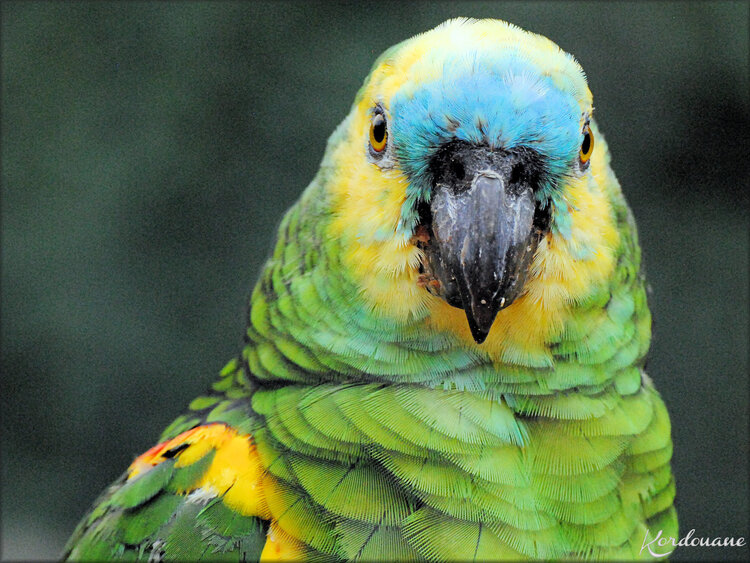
<box><xmin>325</xmin><ymin>18</ymin><xmax>618</xmax><ymax>363</ymax></box>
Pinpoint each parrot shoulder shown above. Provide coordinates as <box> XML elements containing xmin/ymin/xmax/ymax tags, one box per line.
<box><xmin>63</xmin><ymin>421</ymin><xmax>305</xmax><ymax>561</ymax></box>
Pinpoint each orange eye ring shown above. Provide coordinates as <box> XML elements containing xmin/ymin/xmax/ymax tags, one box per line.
<box><xmin>580</xmin><ymin>124</ymin><xmax>594</xmax><ymax>163</ymax></box>
<box><xmin>369</xmin><ymin>112</ymin><xmax>387</xmax><ymax>152</ymax></box>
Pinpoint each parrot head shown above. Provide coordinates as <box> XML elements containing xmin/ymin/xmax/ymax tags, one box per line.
<box><xmin>324</xmin><ymin>18</ymin><xmax>617</xmax><ymax>355</ymax></box>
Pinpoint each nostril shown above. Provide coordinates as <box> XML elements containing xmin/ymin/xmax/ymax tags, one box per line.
<box><xmin>509</xmin><ymin>163</ymin><xmax>523</xmax><ymax>185</ymax></box>
<box><xmin>416</xmin><ymin>198</ymin><xmax>433</xmax><ymax>227</ymax></box>
<box><xmin>450</xmin><ymin>159</ymin><xmax>465</xmax><ymax>181</ymax></box>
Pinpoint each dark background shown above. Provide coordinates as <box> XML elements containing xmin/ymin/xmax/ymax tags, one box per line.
<box><xmin>1</xmin><ymin>1</ymin><xmax>747</xmax><ymax>560</ymax></box>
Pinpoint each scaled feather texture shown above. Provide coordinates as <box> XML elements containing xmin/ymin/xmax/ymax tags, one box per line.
<box><xmin>65</xmin><ymin>18</ymin><xmax>677</xmax><ymax>561</ymax></box>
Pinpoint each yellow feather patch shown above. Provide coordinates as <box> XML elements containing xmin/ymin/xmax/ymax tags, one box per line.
<box><xmin>128</xmin><ymin>424</ymin><xmax>235</xmax><ymax>478</ymax></box>
<box><xmin>126</xmin><ymin>424</ymin><xmax>314</xmax><ymax>556</ymax></box>
<box><xmin>260</xmin><ymin>522</ymin><xmax>308</xmax><ymax>561</ymax></box>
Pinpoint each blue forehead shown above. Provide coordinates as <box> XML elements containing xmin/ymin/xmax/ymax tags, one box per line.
<box><xmin>389</xmin><ymin>53</ymin><xmax>584</xmax><ymax>192</ymax></box>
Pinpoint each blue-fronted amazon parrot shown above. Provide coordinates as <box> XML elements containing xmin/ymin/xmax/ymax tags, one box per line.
<box><xmin>64</xmin><ymin>18</ymin><xmax>677</xmax><ymax>561</ymax></box>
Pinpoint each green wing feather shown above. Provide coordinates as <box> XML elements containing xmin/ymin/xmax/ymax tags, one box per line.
<box><xmin>64</xmin><ymin>420</ymin><xmax>268</xmax><ymax>561</ymax></box>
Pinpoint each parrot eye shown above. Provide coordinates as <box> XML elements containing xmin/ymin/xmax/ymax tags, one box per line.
<box><xmin>579</xmin><ymin>124</ymin><xmax>594</xmax><ymax>165</ymax></box>
<box><xmin>369</xmin><ymin>111</ymin><xmax>388</xmax><ymax>154</ymax></box>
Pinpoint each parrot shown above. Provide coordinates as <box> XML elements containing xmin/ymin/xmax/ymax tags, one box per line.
<box><xmin>64</xmin><ymin>18</ymin><xmax>677</xmax><ymax>561</ymax></box>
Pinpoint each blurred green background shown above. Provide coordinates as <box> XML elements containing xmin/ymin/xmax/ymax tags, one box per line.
<box><xmin>1</xmin><ymin>1</ymin><xmax>747</xmax><ymax>560</ymax></box>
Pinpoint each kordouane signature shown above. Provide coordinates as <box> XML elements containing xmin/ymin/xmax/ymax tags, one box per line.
<box><xmin>641</xmin><ymin>528</ymin><xmax>747</xmax><ymax>558</ymax></box>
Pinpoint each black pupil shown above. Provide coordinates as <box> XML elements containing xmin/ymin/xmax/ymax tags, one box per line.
<box><xmin>372</xmin><ymin>115</ymin><xmax>386</xmax><ymax>144</ymax></box>
<box><xmin>581</xmin><ymin>132</ymin><xmax>591</xmax><ymax>155</ymax></box>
